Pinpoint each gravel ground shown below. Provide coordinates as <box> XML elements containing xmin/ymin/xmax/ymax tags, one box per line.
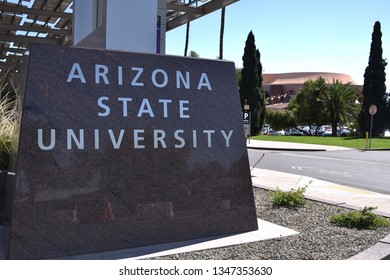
<box><xmin>150</xmin><ymin>188</ymin><xmax>390</xmax><ymax>260</ymax></box>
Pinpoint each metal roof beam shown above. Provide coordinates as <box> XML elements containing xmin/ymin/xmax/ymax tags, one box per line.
<box><xmin>0</xmin><ymin>5</ymin><xmax>72</xmax><ymax>19</ymax></box>
<box><xmin>0</xmin><ymin>47</ymin><xmax>27</xmax><ymax>54</ymax></box>
<box><xmin>0</xmin><ymin>61</ymin><xmax>23</xmax><ymax>67</ymax></box>
<box><xmin>0</xmin><ymin>54</ymin><xmax>24</xmax><ymax>59</ymax></box>
<box><xmin>0</xmin><ymin>55</ymin><xmax>24</xmax><ymax>60</ymax></box>
<box><xmin>0</xmin><ymin>34</ymin><xmax>62</xmax><ymax>44</ymax></box>
<box><xmin>166</xmin><ymin>3</ymin><xmax>204</xmax><ymax>14</ymax></box>
<box><xmin>167</xmin><ymin>0</ymin><xmax>239</xmax><ymax>31</ymax></box>
<box><xmin>0</xmin><ymin>23</ymin><xmax>71</xmax><ymax>35</ymax></box>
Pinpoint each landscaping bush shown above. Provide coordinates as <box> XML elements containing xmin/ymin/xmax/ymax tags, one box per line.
<box><xmin>330</xmin><ymin>206</ymin><xmax>390</xmax><ymax>230</ymax></box>
<box><xmin>0</xmin><ymin>74</ymin><xmax>18</xmax><ymax>170</ymax></box>
<box><xmin>269</xmin><ymin>185</ymin><xmax>307</xmax><ymax>208</ymax></box>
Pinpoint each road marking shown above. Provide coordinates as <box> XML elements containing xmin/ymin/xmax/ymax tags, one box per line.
<box><xmin>318</xmin><ymin>169</ymin><xmax>351</xmax><ymax>177</ymax></box>
<box><xmin>291</xmin><ymin>165</ymin><xmax>351</xmax><ymax>177</ymax></box>
<box><xmin>281</xmin><ymin>152</ymin><xmax>390</xmax><ymax>167</ymax></box>
<box><xmin>291</xmin><ymin>165</ymin><xmax>302</xmax><ymax>170</ymax></box>
<box><xmin>322</xmin><ymin>185</ymin><xmax>375</xmax><ymax>195</ymax></box>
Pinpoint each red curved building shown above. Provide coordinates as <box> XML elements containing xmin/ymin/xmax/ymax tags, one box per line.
<box><xmin>263</xmin><ymin>72</ymin><xmax>362</xmax><ymax>110</ymax></box>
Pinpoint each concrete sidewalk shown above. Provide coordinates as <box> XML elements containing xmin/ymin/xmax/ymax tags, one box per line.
<box><xmin>247</xmin><ymin>139</ymin><xmax>353</xmax><ymax>151</ymax></box>
<box><xmin>251</xmin><ymin>168</ymin><xmax>390</xmax><ymax>217</ymax></box>
<box><xmin>250</xmin><ymin>168</ymin><xmax>390</xmax><ymax>260</ymax></box>
<box><xmin>247</xmin><ymin>139</ymin><xmax>390</xmax><ymax>216</ymax></box>
<box><xmin>247</xmin><ymin>139</ymin><xmax>390</xmax><ymax>259</ymax></box>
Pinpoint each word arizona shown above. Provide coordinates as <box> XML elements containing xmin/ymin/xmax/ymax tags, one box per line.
<box><xmin>37</xmin><ymin>129</ymin><xmax>234</xmax><ymax>150</ymax></box>
<box><xmin>66</xmin><ymin>63</ymin><xmax>212</xmax><ymax>90</ymax></box>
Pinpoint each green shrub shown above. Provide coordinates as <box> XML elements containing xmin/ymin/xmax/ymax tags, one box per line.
<box><xmin>330</xmin><ymin>206</ymin><xmax>390</xmax><ymax>230</ymax></box>
<box><xmin>0</xmin><ymin>73</ymin><xmax>18</xmax><ymax>170</ymax></box>
<box><xmin>269</xmin><ymin>185</ymin><xmax>308</xmax><ymax>208</ymax></box>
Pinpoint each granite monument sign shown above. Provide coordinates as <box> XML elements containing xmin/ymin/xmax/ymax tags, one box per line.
<box><xmin>3</xmin><ymin>44</ymin><xmax>258</xmax><ymax>259</ymax></box>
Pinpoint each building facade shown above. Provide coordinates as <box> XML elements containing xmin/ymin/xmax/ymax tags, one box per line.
<box><xmin>263</xmin><ymin>72</ymin><xmax>362</xmax><ymax>110</ymax></box>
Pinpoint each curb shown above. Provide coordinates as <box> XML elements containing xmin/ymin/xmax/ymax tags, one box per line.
<box><xmin>349</xmin><ymin>234</ymin><xmax>390</xmax><ymax>260</ymax></box>
<box><xmin>248</xmin><ymin>143</ymin><xmax>390</xmax><ymax>260</ymax></box>
<box><xmin>253</xmin><ymin>184</ymin><xmax>390</xmax><ymax>260</ymax></box>
<box><xmin>247</xmin><ymin>146</ymin><xmax>326</xmax><ymax>152</ymax></box>
<box><xmin>359</xmin><ymin>148</ymin><xmax>390</xmax><ymax>151</ymax></box>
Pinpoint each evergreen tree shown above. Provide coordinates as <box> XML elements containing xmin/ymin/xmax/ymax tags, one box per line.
<box><xmin>358</xmin><ymin>21</ymin><xmax>388</xmax><ymax>136</ymax></box>
<box><xmin>239</xmin><ymin>31</ymin><xmax>265</xmax><ymax>135</ymax></box>
<box><xmin>256</xmin><ymin>49</ymin><xmax>266</xmax><ymax>129</ymax></box>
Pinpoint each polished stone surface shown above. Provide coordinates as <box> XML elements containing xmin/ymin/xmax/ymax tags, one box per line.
<box><xmin>5</xmin><ymin>44</ymin><xmax>258</xmax><ymax>259</ymax></box>
<box><xmin>0</xmin><ymin>171</ymin><xmax>6</xmax><ymax>223</ymax></box>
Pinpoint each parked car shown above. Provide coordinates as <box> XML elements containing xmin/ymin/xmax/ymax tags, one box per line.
<box><xmin>319</xmin><ymin>125</ymin><xmax>332</xmax><ymax>136</ymax></box>
<box><xmin>261</xmin><ymin>125</ymin><xmax>270</xmax><ymax>135</ymax></box>
<box><xmin>339</xmin><ymin>128</ymin><xmax>351</xmax><ymax>137</ymax></box>
<box><xmin>286</xmin><ymin>128</ymin><xmax>304</xmax><ymax>136</ymax></box>
<box><xmin>322</xmin><ymin>129</ymin><xmax>332</xmax><ymax>136</ymax></box>
<box><xmin>384</xmin><ymin>129</ymin><xmax>390</xmax><ymax>137</ymax></box>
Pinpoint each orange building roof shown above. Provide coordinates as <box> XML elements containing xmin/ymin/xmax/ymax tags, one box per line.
<box><xmin>263</xmin><ymin>72</ymin><xmax>361</xmax><ymax>96</ymax></box>
<box><xmin>263</xmin><ymin>72</ymin><xmax>357</xmax><ymax>86</ymax></box>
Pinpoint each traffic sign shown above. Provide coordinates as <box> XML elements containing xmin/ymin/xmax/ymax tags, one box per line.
<box><xmin>243</xmin><ymin>112</ymin><xmax>250</xmax><ymax>124</ymax></box>
<box><xmin>369</xmin><ymin>104</ymin><xmax>377</xmax><ymax>115</ymax></box>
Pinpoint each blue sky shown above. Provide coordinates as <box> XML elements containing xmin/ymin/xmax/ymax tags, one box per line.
<box><xmin>166</xmin><ymin>0</ymin><xmax>390</xmax><ymax>89</ymax></box>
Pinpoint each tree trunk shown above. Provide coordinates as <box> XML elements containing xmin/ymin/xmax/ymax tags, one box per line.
<box><xmin>331</xmin><ymin>122</ymin><xmax>338</xmax><ymax>136</ymax></box>
<box><xmin>184</xmin><ymin>1</ymin><xmax>190</xmax><ymax>56</ymax></box>
<box><xmin>184</xmin><ymin>21</ymin><xmax>190</xmax><ymax>56</ymax></box>
<box><xmin>219</xmin><ymin>7</ymin><xmax>226</xmax><ymax>60</ymax></box>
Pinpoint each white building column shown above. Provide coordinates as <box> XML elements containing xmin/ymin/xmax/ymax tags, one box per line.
<box><xmin>157</xmin><ymin>0</ymin><xmax>167</xmax><ymax>54</ymax></box>
<box><xmin>73</xmin><ymin>0</ymin><xmax>166</xmax><ymax>54</ymax></box>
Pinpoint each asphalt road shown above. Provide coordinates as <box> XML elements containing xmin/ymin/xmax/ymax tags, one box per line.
<box><xmin>248</xmin><ymin>149</ymin><xmax>390</xmax><ymax>195</ymax></box>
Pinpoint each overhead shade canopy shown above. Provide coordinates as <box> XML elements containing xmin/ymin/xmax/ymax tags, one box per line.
<box><xmin>0</xmin><ymin>0</ymin><xmax>239</xmax><ymax>73</ymax></box>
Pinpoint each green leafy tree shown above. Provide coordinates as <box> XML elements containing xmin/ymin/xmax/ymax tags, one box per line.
<box><xmin>256</xmin><ymin>49</ymin><xmax>266</xmax><ymax>130</ymax></box>
<box><xmin>325</xmin><ymin>80</ymin><xmax>360</xmax><ymax>136</ymax></box>
<box><xmin>236</xmin><ymin>67</ymin><xmax>242</xmax><ymax>87</ymax></box>
<box><xmin>239</xmin><ymin>31</ymin><xmax>265</xmax><ymax>135</ymax></box>
<box><xmin>288</xmin><ymin>78</ymin><xmax>359</xmax><ymax>136</ymax></box>
<box><xmin>266</xmin><ymin>109</ymin><xmax>296</xmax><ymax>131</ymax></box>
<box><xmin>288</xmin><ymin>77</ymin><xmax>329</xmax><ymax>133</ymax></box>
<box><xmin>358</xmin><ymin>21</ymin><xmax>388</xmax><ymax>136</ymax></box>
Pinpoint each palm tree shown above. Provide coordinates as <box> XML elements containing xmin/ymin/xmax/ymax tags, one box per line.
<box><xmin>219</xmin><ymin>7</ymin><xmax>226</xmax><ymax>59</ymax></box>
<box><xmin>184</xmin><ymin>22</ymin><xmax>190</xmax><ymax>56</ymax></box>
<box><xmin>184</xmin><ymin>1</ymin><xmax>190</xmax><ymax>56</ymax></box>
<box><xmin>325</xmin><ymin>79</ymin><xmax>360</xmax><ymax>136</ymax></box>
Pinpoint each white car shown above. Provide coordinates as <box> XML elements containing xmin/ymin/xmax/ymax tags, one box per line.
<box><xmin>322</xmin><ymin>127</ymin><xmax>333</xmax><ymax>136</ymax></box>
<box><xmin>384</xmin><ymin>130</ymin><xmax>390</xmax><ymax>137</ymax></box>
<box><xmin>339</xmin><ymin>128</ymin><xmax>351</xmax><ymax>137</ymax></box>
